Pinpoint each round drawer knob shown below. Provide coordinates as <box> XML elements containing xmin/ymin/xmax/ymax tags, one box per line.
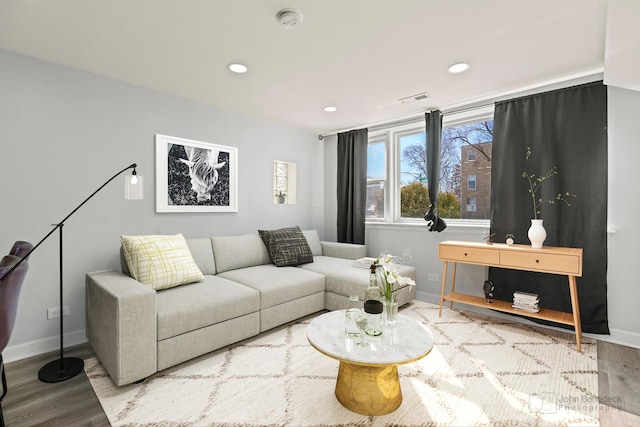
<box><xmin>536</xmin><ymin>259</ymin><xmax>540</xmax><ymax>263</ymax></box>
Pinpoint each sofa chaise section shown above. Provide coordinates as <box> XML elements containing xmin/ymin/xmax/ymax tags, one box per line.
<box><xmin>297</xmin><ymin>235</ymin><xmax>416</xmax><ymax>310</ymax></box>
<box><xmin>300</xmin><ymin>255</ymin><xmax>416</xmax><ymax>310</ymax></box>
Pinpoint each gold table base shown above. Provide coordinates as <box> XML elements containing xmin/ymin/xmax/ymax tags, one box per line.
<box><xmin>334</xmin><ymin>361</ymin><xmax>401</xmax><ymax>416</ymax></box>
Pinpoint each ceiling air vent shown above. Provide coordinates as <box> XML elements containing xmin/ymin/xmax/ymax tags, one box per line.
<box><xmin>398</xmin><ymin>92</ymin><xmax>430</xmax><ymax>104</ymax></box>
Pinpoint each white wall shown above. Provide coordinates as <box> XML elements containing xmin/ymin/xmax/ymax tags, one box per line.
<box><xmin>605</xmin><ymin>85</ymin><xmax>640</xmax><ymax>347</ymax></box>
<box><xmin>323</xmin><ymin>86</ymin><xmax>640</xmax><ymax>349</ymax></box>
<box><xmin>0</xmin><ymin>49</ymin><xmax>321</xmax><ymax>361</ymax></box>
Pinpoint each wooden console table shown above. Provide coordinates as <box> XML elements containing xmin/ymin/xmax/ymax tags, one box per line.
<box><xmin>438</xmin><ymin>240</ymin><xmax>584</xmax><ymax>351</ymax></box>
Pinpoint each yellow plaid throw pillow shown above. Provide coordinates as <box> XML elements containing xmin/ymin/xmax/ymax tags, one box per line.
<box><xmin>120</xmin><ymin>234</ymin><xmax>204</xmax><ymax>290</ymax></box>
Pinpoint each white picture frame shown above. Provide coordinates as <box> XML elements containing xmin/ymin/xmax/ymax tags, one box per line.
<box><xmin>155</xmin><ymin>134</ymin><xmax>238</xmax><ymax>213</ymax></box>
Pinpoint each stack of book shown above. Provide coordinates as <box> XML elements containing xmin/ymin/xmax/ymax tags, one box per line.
<box><xmin>352</xmin><ymin>257</ymin><xmax>376</xmax><ymax>269</ymax></box>
<box><xmin>512</xmin><ymin>291</ymin><xmax>540</xmax><ymax>313</ymax></box>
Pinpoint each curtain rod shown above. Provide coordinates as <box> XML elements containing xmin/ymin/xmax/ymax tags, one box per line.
<box><xmin>317</xmin><ymin>72</ymin><xmax>603</xmax><ymax>141</ymax></box>
<box><xmin>441</xmin><ymin>102</ymin><xmax>495</xmax><ymax>116</ymax></box>
<box><xmin>317</xmin><ymin>103</ymin><xmax>494</xmax><ymax>140</ymax></box>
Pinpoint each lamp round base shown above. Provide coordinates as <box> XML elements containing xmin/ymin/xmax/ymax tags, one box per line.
<box><xmin>38</xmin><ymin>357</ymin><xmax>84</xmax><ymax>383</ymax></box>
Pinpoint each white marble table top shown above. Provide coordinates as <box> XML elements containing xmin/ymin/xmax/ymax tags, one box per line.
<box><xmin>307</xmin><ymin>310</ymin><xmax>434</xmax><ymax>365</ymax></box>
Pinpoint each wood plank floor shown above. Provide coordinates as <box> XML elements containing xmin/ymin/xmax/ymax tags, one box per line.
<box><xmin>3</xmin><ymin>345</ymin><xmax>109</xmax><ymax>427</ymax></box>
<box><xmin>597</xmin><ymin>341</ymin><xmax>640</xmax><ymax>426</ymax></box>
<box><xmin>2</xmin><ymin>340</ymin><xmax>639</xmax><ymax>426</ymax></box>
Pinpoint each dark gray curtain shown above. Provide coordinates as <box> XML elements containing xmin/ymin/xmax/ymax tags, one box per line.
<box><xmin>337</xmin><ymin>128</ymin><xmax>368</xmax><ymax>244</ymax></box>
<box><xmin>423</xmin><ymin>110</ymin><xmax>446</xmax><ymax>232</ymax></box>
<box><xmin>489</xmin><ymin>81</ymin><xmax>608</xmax><ymax>334</ymax></box>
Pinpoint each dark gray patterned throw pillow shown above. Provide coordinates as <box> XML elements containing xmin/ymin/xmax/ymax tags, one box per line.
<box><xmin>258</xmin><ymin>226</ymin><xmax>314</xmax><ymax>267</ymax></box>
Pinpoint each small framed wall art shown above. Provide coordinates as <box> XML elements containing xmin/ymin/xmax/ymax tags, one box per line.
<box><xmin>155</xmin><ymin>134</ymin><xmax>238</xmax><ymax>213</ymax></box>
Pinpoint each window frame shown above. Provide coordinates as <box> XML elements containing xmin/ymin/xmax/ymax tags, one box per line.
<box><xmin>365</xmin><ymin>133</ymin><xmax>389</xmax><ymax>223</ymax></box>
<box><xmin>467</xmin><ymin>175</ymin><xmax>477</xmax><ymax>190</ymax></box>
<box><xmin>467</xmin><ymin>197</ymin><xmax>477</xmax><ymax>212</ymax></box>
<box><xmin>395</xmin><ymin>125</ymin><xmax>427</xmax><ymax>222</ymax></box>
<box><xmin>365</xmin><ymin>105</ymin><xmax>494</xmax><ymax>228</ymax></box>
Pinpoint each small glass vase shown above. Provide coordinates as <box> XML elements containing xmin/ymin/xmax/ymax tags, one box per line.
<box><xmin>383</xmin><ymin>299</ymin><xmax>398</xmax><ymax>328</ymax></box>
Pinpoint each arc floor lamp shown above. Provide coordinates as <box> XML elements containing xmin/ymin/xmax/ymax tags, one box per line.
<box><xmin>2</xmin><ymin>163</ymin><xmax>143</xmax><ymax>382</ymax></box>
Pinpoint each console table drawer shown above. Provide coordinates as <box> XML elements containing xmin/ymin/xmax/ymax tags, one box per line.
<box><xmin>500</xmin><ymin>251</ymin><xmax>581</xmax><ymax>275</ymax></box>
<box><xmin>439</xmin><ymin>245</ymin><xmax>499</xmax><ymax>265</ymax></box>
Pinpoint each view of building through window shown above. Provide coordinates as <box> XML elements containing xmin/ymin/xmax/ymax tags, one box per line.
<box><xmin>366</xmin><ymin>117</ymin><xmax>493</xmax><ymax>222</ymax></box>
<box><xmin>460</xmin><ymin>141</ymin><xmax>492</xmax><ymax>219</ymax></box>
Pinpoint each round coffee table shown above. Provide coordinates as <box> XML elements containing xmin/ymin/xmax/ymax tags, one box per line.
<box><xmin>307</xmin><ymin>309</ymin><xmax>433</xmax><ymax>416</ymax></box>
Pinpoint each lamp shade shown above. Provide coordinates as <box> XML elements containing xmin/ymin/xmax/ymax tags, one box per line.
<box><xmin>125</xmin><ymin>174</ymin><xmax>143</xmax><ymax>200</ymax></box>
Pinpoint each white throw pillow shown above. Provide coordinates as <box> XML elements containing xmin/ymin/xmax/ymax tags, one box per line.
<box><xmin>120</xmin><ymin>233</ymin><xmax>204</xmax><ymax>290</ymax></box>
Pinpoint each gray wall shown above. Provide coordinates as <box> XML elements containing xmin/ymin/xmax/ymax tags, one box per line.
<box><xmin>324</xmin><ymin>86</ymin><xmax>640</xmax><ymax>349</ymax></box>
<box><xmin>3</xmin><ymin>47</ymin><xmax>638</xmax><ymax>362</ymax></box>
<box><xmin>0</xmin><ymin>49</ymin><xmax>322</xmax><ymax>361</ymax></box>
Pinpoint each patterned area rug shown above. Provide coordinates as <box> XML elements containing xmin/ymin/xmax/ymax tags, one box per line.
<box><xmin>85</xmin><ymin>300</ymin><xmax>599</xmax><ymax>426</ymax></box>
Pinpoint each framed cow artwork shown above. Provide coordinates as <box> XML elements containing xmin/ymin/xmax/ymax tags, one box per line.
<box><xmin>155</xmin><ymin>134</ymin><xmax>238</xmax><ymax>212</ymax></box>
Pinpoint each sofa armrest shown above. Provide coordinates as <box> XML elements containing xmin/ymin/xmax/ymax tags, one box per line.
<box><xmin>320</xmin><ymin>241</ymin><xmax>366</xmax><ymax>260</ymax></box>
<box><xmin>86</xmin><ymin>270</ymin><xmax>157</xmax><ymax>386</ymax></box>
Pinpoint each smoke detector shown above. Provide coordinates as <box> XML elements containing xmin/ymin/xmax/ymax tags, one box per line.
<box><xmin>277</xmin><ymin>9</ymin><xmax>303</xmax><ymax>29</ymax></box>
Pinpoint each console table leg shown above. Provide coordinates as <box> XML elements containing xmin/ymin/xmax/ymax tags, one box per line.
<box><xmin>439</xmin><ymin>261</ymin><xmax>448</xmax><ymax>317</ymax></box>
<box><xmin>568</xmin><ymin>275</ymin><xmax>582</xmax><ymax>352</ymax></box>
<box><xmin>449</xmin><ymin>262</ymin><xmax>458</xmax><ymax>310</ymax></box>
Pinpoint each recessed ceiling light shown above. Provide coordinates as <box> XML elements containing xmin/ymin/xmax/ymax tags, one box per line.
<box><xmin>323</xmin><ymin>106</ymin><xmax>337</xmax><ymax>112</ymax></box>
<box><xmin>448</xmin><ymin>62</ymin><xmax>470</xmax><ymax>74</ymax></box>
<box><xmin>228</xmin><ymin>63</ymin><xmax>248</xmax><ymax>74</ymax></box>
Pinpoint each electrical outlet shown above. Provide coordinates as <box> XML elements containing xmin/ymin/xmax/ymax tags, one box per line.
<box><xmin>46</xmin><ymin>305</ymin><xmax>70</xmax><ymax>319</ymax></box>
<box><xmin>428</xmin><ymin>273</ymin><xmax>439</xmax><ymax>282</ymax></box>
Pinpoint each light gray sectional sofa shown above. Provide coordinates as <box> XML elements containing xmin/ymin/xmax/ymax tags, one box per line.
<box><xmin>85</xmin><ymin>229</ymin><xmax>416</xmax><ymax>386</ymax></box>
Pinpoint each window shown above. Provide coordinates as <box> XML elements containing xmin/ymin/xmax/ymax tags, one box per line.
<box><xmin>399</xmin><ymin>131</ymin><xmax>427</xmax><ymax>219</ymax></box>
<box><xmin>273</xmin><ymin>160</ymin><xmax>296</xmax><ymax>204</ymax></box>
<box><xmin>466</xmin><ymin>197</ymin><xmax>477</xmax><ymax>212</ymax></box>
<box><xmin>454</xmin><ymin>119</ymin><xmax>492</xmax><ymax>219</ymax></box>
<box><xmin>467</xmin><ymin>175</ymin><xmax>477</xmax><ymax>190</ymax></box>
<box><xmin>366</xmin><ymin>139</ymin><xmax>386</xmax><ymax>219</ymax></box>
<box><xmin>366</xmin><ymin>108</ymin><xmax>493</xmax><ymax>223</ymax></box>
<box><xmin>275</xmin><ymin>161</ymin><xmax>288</xmax><ymax>194</ymax></box>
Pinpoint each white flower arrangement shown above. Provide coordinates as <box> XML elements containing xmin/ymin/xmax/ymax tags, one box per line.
<box><xmin>376</xmin><ymin>251</ymin><xmax>416</xmax><ymax>302</ymax></box>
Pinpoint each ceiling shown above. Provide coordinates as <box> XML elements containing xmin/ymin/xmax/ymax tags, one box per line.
<box><xmin>1</xmin><ymin>0</ymin><xmax>634</xmax><ymax>136</ymax></box>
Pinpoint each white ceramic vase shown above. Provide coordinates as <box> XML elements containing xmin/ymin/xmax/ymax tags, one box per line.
<box><xmin>527</xmin><ymin>219</ymin><xmax>547</xmax><ymax>249</ymax></box>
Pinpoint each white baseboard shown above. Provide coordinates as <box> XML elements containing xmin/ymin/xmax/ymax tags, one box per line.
<box><xmin>416</xmin><ymin>290</ymin><xmax>442</xmax><ymax>305</ymax></box>
<box><xmin>3</xmin><ymin>329</ymin><xmax>88</xmax><ymax>363</ymax></box>
<box><xmin>414</xmin><ymin>291</ymin><xmax>640</xmax><ymax>350</ymax></box>
<box><xmin>5</xmin><ymin>297</ymin><xmax>640</xmax><ymax>364</ymax></box>
<box><xmin>591</xmin><ymin>328</ymin><xmax>640</xmax><ymax>349</ymax></box>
